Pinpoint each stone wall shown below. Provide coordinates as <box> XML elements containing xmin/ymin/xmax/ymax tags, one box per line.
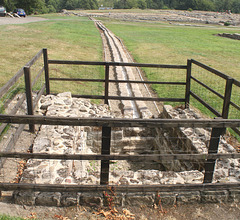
<box><xmin>13</xmin><ymin>93</ymin><xmax>240</xmax><ymax>206</ymax></box>
<box><xmin>157</xmin><ymin>105</ymin><xmax>240</xmax><ymax>182</ymax></box>
<box><xmin>218</xmin><ymin>33</ymin><xmax>240</xmax><ymax>40</ymax></box>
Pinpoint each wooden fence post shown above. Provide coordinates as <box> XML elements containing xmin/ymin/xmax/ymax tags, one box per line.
<box><xmin>43</xmin><ymin>48</ymin><xmax>50</xmax><ymax>95</ymax></box>
<box><xmin>222</xmin><ymin>77</ymin><xmax>233</xmax><ymax>119</ymax></box>
<box><xmin>24</xmin><ymin>66</ymin><xmax>34</xmax><ymax>133</ymax></box>
<box><xmin>185</xmin><ymin>59</ymin><xmax>192</xmax><ymax>108</ymax></box>
<box><xmin>100</xmin><ymin>126</ymin><xmax>111</xmax><ymax>185</ymax></box>
<box><xmin>203</xmin><ymin>125</ymin><xmax>225</xmax><ymax>183</ymax></box>
<box><xmin>104</xmin><ymin>64</ymin><xmax>110</xmax><ymax>105</ymax></box>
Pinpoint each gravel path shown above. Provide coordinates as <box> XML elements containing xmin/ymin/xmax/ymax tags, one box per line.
<box><xmin>0</xmin><ymin>16</ymin><xmax>47</xmax><ymax>25</ymax></box>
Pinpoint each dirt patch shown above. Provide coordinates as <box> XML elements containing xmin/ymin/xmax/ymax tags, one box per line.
<box><xmin>0</xmin><ymin>198</ymin><xmax>240</xmax><ymax>219</ymax></box>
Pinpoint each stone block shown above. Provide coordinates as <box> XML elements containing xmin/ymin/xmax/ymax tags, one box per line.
<box><xmin>13</xmin><ymin>190</ymin><xmax>37</xmax><ymax>206</ymax></box>
<box><xmin>80</xmin><ymin>193</ymin><xmax>102</xmax><ymax>206</ymax></box>
<box><xmin>229</xmin><ymin>190</ymin><xmax>240</xmax><ymax>202</ymax></box>
<box><xmin>155</xmin><ymin>192</ymin><xmax>176</xmax><ymax>206</ymax></box>
<box><xmin>125</xmin><ymin>193</ymin><xmax>154</xmax><ymax>206</ymax></box>
<box><xmin>176</xmin><ymin>191</ymin><xmax>201</xmax><ymax>204</ymax></box>
<box><xmin>35</xmin><ymin>192</ymin><xmax>61</xmax><ymax>206</ymax></box>
<box><xmin>61</xmin><ymin>192</ymin><xmax>79</xmax><ymax>206</ymax></box>
<box><xmin>201</xmin><ymin>190</ymin><xmax>229</xmax><ymax>203</ymax></box>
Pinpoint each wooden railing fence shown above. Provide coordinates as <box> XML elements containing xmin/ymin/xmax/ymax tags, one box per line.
<box><xmin>0</xmin><ymin>49</ymin><xmax>239</xmax><ymax>193</ymax></box>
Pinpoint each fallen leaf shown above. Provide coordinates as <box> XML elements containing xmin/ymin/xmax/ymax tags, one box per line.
<box><xmin>123</xmin><ymin>209</ymin><xmax>135</xmax><ymax>217</ymax></box>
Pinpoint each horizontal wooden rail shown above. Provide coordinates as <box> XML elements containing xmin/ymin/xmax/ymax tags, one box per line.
<box><xmin>233</xmin><ymin>79</ymin><xmax>240</xmax><ymax>87</ymax></box>
<box><xmin>232</xmin><ymin>127</ymin><xmax>240</xmax><ymax>136</ymax></box>
<box><xmin>191</xmin><ymin>76</ymin><xmax>224</xmax><ymax>100</ymax></box>
<box><xmin>0</xmin><ymin>182</ymin><xmax>239</xmax><ymax>193</ymax></box>
<box><xmin>0</xmin><ymin>94</ymin><xmax>26</xmax><ymax>135</ymax></box>
<box><xmin>0</xmin><ymin>68</ymin><xmax>24</xmax><ymax>99</ymax></box>
<box><xmin>25</xmin><ymin>49</ymin><xmax>43</xmax><ymax>68</ymax></box>
<box><xmin>50</xmin><ymin>78</ymin><xmax>105</xmax><ymax>82</ymax></box>
<box><xmin>57</xmin><ymin>94</ymin><xmax>185</xmax><ymax>102</ymax></box>
<box><xmin>48</xmin><ymin>60</ymin><xmax>187</xmax><ymax>69</ymax></box>
<box><xmin>0</xmin><ymin>49</ymin><xmax>43</xmax><ymax>99</ymax></box>
<box><xmin>0</xmin><ymin>152</ymin><xmax>239</xmax><ymax>161</ymax></box>
<box><xmin>190</xmin><ymin>91</ymin><xmax>221</xmax><ymax>117</ymax></box>
<box><xmin>108</xmin><ymin>96</ymin><xmax>185</xmax><ymax>102</ymax></box>
<box><xmin>32</xmin><ymin>66</ymin><xmax>45</xmax><ymax>87</ymax></box>
<box><xmin>0</xmin><ymin>114</ymin><xmax>239</xmax><ymax>128</ymax></box>
<box><xmin>230</xmin><ymin>102</ymin><xmax>240</xmax><ymax>112</ymax></box>
<box><xmin>50</xmin><ymin>77</ymin><xmax>186</xmax><ymax>85</ymax></box>
<box><xmin>191</xmin><ymin>59</ymin><xmax>230</xmax><ymax>80</ymax></box>
<box><xmin>33</xmin><ymin>85</ymin><xmax>46</xmax><ymax>110</ymax></box>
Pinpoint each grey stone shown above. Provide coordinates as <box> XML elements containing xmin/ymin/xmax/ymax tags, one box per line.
<box><xmin>155</xmin><ymin>192</ymin><xmax>176</xmax><ymax>206</ymax></box>
<box><xmin>79</xmin><ymin>106</ymin><xmax>88</xmax><ymax>112</ymax></box>
<box><xmin>80</xmin><ymin>194</ymin><xmax>102</xmax><ymax>206</ymax></box>
<box><xmin>61</xmin><ymin>193</ymin><xmax>79</xmax><ymax>206</ymax></box>
<box><xmin>125</xmin><ymin>194</ymin><xmax>154</xmax><ymax>206</ymax></box>
<box><xmin>177</xmin><ymin>191</ymin><xmax>201</xmax><ymax>204</ymax></box>
<box><xmin>13</xmin><ymin>191</ymin><xmax>37</xmax><ymax>206</ymax></box>
<box><xmin>201</xmin><ymin>190</ymin><xmax>229</xmax><ymax>203</ymax></box>
<box><xmin>35</xmin><ymin>192</ymin><xmax>61</xmax><ymax>206</ymax></box>
<box><xmin>229</xmin><ymin>190</ymin><xmax>240</xmax><ymax>202</ymax></box>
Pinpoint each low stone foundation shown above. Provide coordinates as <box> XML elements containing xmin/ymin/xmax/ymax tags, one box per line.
<box><xmin>13</xmin><ymin>93</ymin><xmax>240</xmax><ymax>206</ymax></box>
<box><xmin>13</xmin><ymin>189</ymin><xmax>240</xmax><ymax>207</ymax></box>
<box><xmin>218</xmin><ymin>33</ymin><xmax>240</xmax><ymax>40</ymax></box>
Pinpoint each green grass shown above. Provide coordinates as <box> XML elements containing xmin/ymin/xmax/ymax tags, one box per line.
<box><xmin>0</xmin><ymin>15</ymin><xmax>104</xmax><ymax>103</ymax></box>
<box><xmin>99</xmin><ymin>19</ymin><xmax>240</xmax><ymax>120</ymax></box>
<box><xmin>0</xmin><ymin>215</ymin><xmax>24</xmax><ymax>220</ymax></box>
<box><xmin>0</xmin><ymin>13</ymin><xmax>239</xmax><ymax>123</ymax></box>
<box><xmin>102</xmin><ymin>20</ymin><xmax>240</xmax><ymax>79</ymax></box>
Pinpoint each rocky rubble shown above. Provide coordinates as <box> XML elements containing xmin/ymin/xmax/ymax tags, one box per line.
<box><xmin>63</xmin><ymin>10</ymin><xmax>240</xmax><ymax>26</ymax></box>
<box><xmin>14</xmin><ymin>93</ymin><xmax>240</xmax><ymax>206</ymax></box>
<box><xmin>162</xmin><ymin>105</ymin><xmax>240</xmax><ymax>182</ymax></box>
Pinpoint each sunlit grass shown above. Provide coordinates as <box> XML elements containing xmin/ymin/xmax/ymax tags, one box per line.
<box><xmin>0</xmin><ymin>16</ymin><xmax>103</xmax><ymax>101</ymax></box>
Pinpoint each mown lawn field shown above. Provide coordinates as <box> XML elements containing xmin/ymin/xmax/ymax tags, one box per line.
<box><xmin>0</xmin><ymin>15</ymin><xmax>104</xmax><ymax>96</ymax></box>
<box><xmin>0</xmin><ymin>13</ymin><xmax>239</xmax><ymax>124</ymax></box>
<box><xmin>100</xmin><ymin>18</ymin><xmax>240</xmax><ymax>123</ymax></box>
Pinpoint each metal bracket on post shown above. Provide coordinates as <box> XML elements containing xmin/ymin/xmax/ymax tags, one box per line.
<box><xmin>185</xmin><ymin>59</ymin><xmax>192</xmax><ymax>108</ymax></box>
<box><xmin>100</xmin><ymin>126</ymin><xmax>111</xmax><ymax>185</ymax></box>
<box><xmin>24</xmin><ymin>66</ymin><xmax>34</xmax><ymax>133</ymax></box>
<box><xmin>43</xmin><ymin>48</ymin><xmax>50</xmax><ymax>95</ymax></box>
<box><xmin>104</xmin><ymin>64</ymin><xmax>110</xmax><ymax>105</ymax></box>
<box><xmin>203</xmin><ymin>121</ymin><xmax>225</xmax><ymax>183</ymax></box>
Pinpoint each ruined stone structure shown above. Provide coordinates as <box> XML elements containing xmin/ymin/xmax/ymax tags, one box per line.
<box><xmin>13</xmin><ymin>92</ymin><xmax>240</xmax><ymax>206</ymax></box>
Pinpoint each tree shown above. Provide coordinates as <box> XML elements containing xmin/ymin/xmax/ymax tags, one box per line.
<box><xmin>16</xmin><ymin>0</ymin><xmax>46</xmax><ymax>14</ymax></box>
<box><xmin>0</xmin><ymin>0</ymin><xmax>17</xmax><ymax>11</ymax></box>
<box><xmin>138</xmin><ymin>0</ymin><xmax>147</xmax><ymax>9</ymax></box>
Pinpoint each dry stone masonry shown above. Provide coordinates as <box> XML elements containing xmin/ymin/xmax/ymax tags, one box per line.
<box><xmin>14</xmin><ymin>93</ymin><xmax>240</xmax><ymax>206</ymax></box>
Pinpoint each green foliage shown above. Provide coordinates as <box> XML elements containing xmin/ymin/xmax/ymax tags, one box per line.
<box><xmin>224</xmin><ymin>21</ymin><xmax>231</xmax><ymax>26</ymax></box>
<box><xmin>0</xmin><ymin>215</ymin><xmax>24</xmax><ymax>220</ymax></box>
<box><xmin>1</xmin><ymin>0</ymin><xmax>239</xmax><ymax>14</ymax></box>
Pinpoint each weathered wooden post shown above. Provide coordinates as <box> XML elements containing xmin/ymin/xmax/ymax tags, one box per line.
<box><xmin>100</xmin><ymin>126</ymin><xmax>111</xmax><ymax>185</ymax></box>
<box><xmin>24</xmin><ymin>66</ymin><xmax>34</xmax><ymax>132</ymax></box>
<box><xmin>203</xmin><ymin>123</ymin><xmax>225</xmax><ymax>183</ymax></box>
<box><xmin>43</xmin><ymin>48</ymin><xmax>50</xmax><ymax>95</ymax></box>
<box><xmin>104</xmin><ymin>63</ymin><xmax>110</xmax><ymax>105</ymax></box>
<box><xmin>185</xmin><ymin>59</ymin><xmax>192</xmax><ymax>108</ymax></box>
<box><xmin>222</xmin><ymin>77</ymin><xmax>233</xmax><ymax>119</ymax></box>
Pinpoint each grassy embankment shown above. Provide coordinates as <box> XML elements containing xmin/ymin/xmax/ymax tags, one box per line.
<box><xmin>0</xmin><ymin>15</ymin><xmax>104</xmax><ymax>103</ymax></box>
<box><xmin>100</xmin><ymin>18</ymin><xmax>240</xmax><ymax>120</ymax></box>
